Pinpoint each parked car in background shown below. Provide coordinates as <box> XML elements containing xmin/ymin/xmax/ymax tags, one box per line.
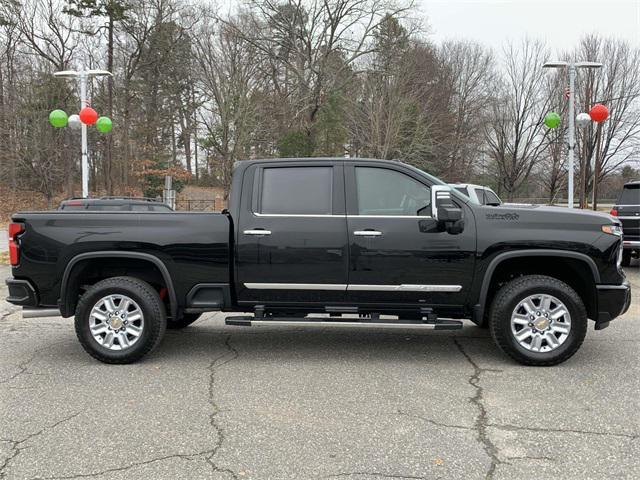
<box><xmin>611</xmin><ymin>180</ymin><xmax>639</xmax><ymax>267</ymax></box>
<box><xmin>58</xmin><ymin>197</ymin><xmax>173</xmax><ymax>212</ymax></box>
<box><xmin>450</xmin><ymin>184</ymin><xmax>502</xmax><ymax>206</ymax></box>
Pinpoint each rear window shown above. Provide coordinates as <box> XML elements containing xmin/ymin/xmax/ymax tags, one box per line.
<box><xmin>260</xmin><ymin>167</ymin><xmax>333</xmax><ymax>215</ymax></box>
<box><xmin>87</xmin><ymin>204</ymin><xmax>127</xmax><ymax>211</ymax></box>
<box><xmin>618</xmin><ymin>184</ymin><xmax>640</xmax><ymax>205</ymax></box>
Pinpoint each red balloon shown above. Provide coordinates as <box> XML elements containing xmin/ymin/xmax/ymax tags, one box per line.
<box><xmin>589</xmin><ymin>104</ymin><xmax>609</xmax><ymax>123</ymax></box>
<box><xmin>79</xmin><ymin>107</ymin><xmax>98</xmax><ymax>125</ymax></box>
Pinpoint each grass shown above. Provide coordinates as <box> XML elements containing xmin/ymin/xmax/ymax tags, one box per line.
<box><xmin>0</xmin><ymin>251</ymin><xmax>9</xmax><ymax>265</ymax></box>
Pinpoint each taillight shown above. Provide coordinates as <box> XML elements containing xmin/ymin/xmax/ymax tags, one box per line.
<box><xmin>610</xmin><ymin>208</ymin><xmax>618</xmax><ymax>216</ymax></box>
<box><xmin>8</xmin><ymin>222</ymin><xmax>24</xmax><ymax>266</ymax></box>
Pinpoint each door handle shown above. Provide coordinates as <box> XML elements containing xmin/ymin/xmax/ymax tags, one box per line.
<box><xmin>243</xmin><ymin>229</ymin><xmax>272</xmax><ymax>236</ymax></box>
<box><xmin>354</xmin><ymin>230</ymin><xmax>382</xmax><ymax>236</ymax></box>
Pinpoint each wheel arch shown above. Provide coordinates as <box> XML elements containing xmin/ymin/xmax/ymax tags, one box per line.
<box><xmin>59</xmin><ymin>251</ymin><xmax>178</xmax><ymax>319</ymax></box>
<box><xmin>476</xmin><ymin>250</ymin><xmax>600</xmax><ymax>325</ymax></box>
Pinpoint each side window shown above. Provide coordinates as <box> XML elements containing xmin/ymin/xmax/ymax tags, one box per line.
<box><xmin>474</xmin><ymin>188</ymin><xmax>487</xmax><ymax>205</ymax></box>
<box><xmin>485</xmin><ymin>190</ymin><xmax>501</xmax><ymax>205</ymax></box>
<box><xmin>355</xmin><ymin>167</ymin><xmax>431</xmax><ymax>216</ymax></box>
<box><xmin>260</xmin><ymin>166</ymin><xmax>333</xmax><ymax>215</ymax></box>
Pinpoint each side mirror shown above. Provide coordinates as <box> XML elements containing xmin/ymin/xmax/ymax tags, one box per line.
<box><xmin>431</xmin><ymin>185</ymin><xmax>464</xmax><ymax>234</ymax></box>
<box><xmin>431</xmin><ymin>185</ymin><xmax>453</xmax><ymax>220</ymax></box>
<box><xmin>437</xmin><ymin>205</ymin><xmax>462</xmax><ymax>222</ymax></box>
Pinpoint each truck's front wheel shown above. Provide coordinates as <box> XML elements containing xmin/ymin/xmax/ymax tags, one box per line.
<box><xmin>489</xmin><ymin>275</ymin><xmax>587</xmax><ymax>366</ymax></box>
<box><xmin>75</xmin><ymin>277</ymin><xmax>167</xmax><ymax>364</ymax></box>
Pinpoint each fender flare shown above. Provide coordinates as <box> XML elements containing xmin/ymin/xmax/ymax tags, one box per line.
<box><xmin>475</xmin><ymin>249</ymin><xmax>600</xmax><ymax>321</ymax></box>
<box><xmin>59</xmin><ymin>251</ymin><xmax>178</xmax><ymax>319</ymax></box>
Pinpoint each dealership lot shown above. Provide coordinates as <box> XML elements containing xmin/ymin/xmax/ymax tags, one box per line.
<box><xmin>0</xmin><ymin>263</ymin><xmax>638</xmax><ymax>480</ymax></box>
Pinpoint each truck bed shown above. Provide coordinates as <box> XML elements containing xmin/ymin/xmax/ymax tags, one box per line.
<box><xmin>10</xmin><ymin>211</ymin><xmax>231</xmax><ymax>311</ymax></box>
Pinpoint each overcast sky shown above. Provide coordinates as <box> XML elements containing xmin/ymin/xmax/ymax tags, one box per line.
<box><xmin>418</xmin><ymin>0</ymin><xmax>640</xmax><ymax>50</ymax></box>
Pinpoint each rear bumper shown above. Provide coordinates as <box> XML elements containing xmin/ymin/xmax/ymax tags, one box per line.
<box><xmin>5</xmin><ymin>278</ymin><xmax>38</xmax><ymax>307</ymax></box>
<box><xmin>595</xmin><ymin>283</ymin><xmax>631</xmax><ymax>329</ymax></box>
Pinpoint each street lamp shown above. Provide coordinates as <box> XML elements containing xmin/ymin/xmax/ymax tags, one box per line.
<box><xmin>543</xmin><ymin>60</ymin><xmax>602</xmax><ymax>208</ymax></box>
<box><xmin>54</xmin><ymin>69</ymin><xmax>112</xmax><ymax>198</ymax></box>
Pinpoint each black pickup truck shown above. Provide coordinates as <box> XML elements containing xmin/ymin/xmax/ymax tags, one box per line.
<box><xmin>6</xmin><ymin>158</ymin><xmax>631</xmax><ymax>365</ymax></box>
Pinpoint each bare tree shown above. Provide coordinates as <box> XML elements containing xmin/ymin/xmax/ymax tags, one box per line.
<box><xmin>436</xmin><ymin>40</ymin><xmax>494</xmax><ymax>179</ymax></box>
<box><xmin>484</xmin><ymin>39</ymin><xmax>553</xmax><ymax>200</ymax></box>
<box><xmin>195</xmin><ymin>14</ymin><xmax>260</xmax><ymax>197</ymax></box>
<box><xmin>574</xmin><ymin>35</ymin><xmax>640</xmax><ymax>208</ymax></box>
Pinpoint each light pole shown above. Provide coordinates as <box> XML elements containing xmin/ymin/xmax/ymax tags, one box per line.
<box><xmin>542</xmin><ymin>61</ymin><xmax>602</xmax><ymax>208</ymax></box>
<box><xmin>54</xmin><ymin>69</ymin><xmax>112</xmax><ymax>198</ymax></box>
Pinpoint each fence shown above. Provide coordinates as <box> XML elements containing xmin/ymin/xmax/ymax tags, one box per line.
<box><xmin>174</xmin><ymin>199</ymin><xmax>226</xmax><ymax>211</ymax></box>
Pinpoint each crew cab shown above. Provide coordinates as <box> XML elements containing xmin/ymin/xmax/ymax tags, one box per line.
<box><xmin>6</xmin><ymin>158</ymin><xmax>631</xmax><ymax>366</ymax></box>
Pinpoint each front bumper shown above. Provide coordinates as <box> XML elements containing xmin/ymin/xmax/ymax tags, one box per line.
<box><xmin>623</xmin><ymin>240</ymin><xmax>640</xmax><ymax>250</ymax></box>
<box><xmin>5</xmin><ymin>278</ymin><xmax>38</xmax><ymax>307</ymax></box>
<box><xmin>595</xmin><ymin>283</ymin><xmax>631</xmax><ymax>329</ymax></box>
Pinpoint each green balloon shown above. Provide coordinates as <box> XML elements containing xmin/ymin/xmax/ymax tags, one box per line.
<box><xmin>49</xmin><ymin>109</ymin><xmax>68</xmax><ymax>128</ymax></box>
<box><xmin>96</xmin><ymin>116</ymin><xmax>112</xmax><ymax>133</ymax></box>
<box><xmin>544</xmin><ymin>112</ymin><xmax>561</xmax><ymax>129</ymax></box>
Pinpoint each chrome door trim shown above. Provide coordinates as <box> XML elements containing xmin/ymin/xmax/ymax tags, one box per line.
<box><xmin>348</xmin><ymin>215</ymin><xmax>432</xmax><ymax>219</ymax></box>
<box><xmin>250</xmin><ymin>213</ymin><xmax>432</xmax><ymax>219</ymax></box>
<box><xmin>243</xmin><ymin>230</ymin><xmax>272</xmax><ymax>235</ymax></box>
<box><xmin>244</xmin><ymin>283</ymin><xmax>348</xmax><ymax>291</ymax></box>
<box><xmin>243</xmin><ymin>283</ymin><xmax>462</xmax><ymax>292</ymax></box>
<box><xmin>353</xmin><ymin>230</ymin><xmax>383</xmax><ymax>236</ymax></box>
<box><xmin>348</xmin><ymin>284</ymin><xmax>462</xmax><ymax>292</ymax></box>
<box><xmin>253</xmin><ymin>212</ymin><xmax>341</xmax><ymax>218</ymax></box>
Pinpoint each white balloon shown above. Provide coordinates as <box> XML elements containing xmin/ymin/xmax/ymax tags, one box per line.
<box><xmin>68</xmin><ymin>114</ymin><xmax>82</xmax><ymax>130</ymax></box>
<box><xmin>576</xmin><ymin>112</ymin><xmax>592</xmax><ymax>128</ymax></box>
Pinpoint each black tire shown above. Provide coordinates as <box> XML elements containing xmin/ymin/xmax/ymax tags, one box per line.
<box><xmin>75</xmin><ymin>276</ymin><xmax>166</xmax><ymax>364</ymax></box>
<box><xmin>621</xmin><ymin>250</ymin><xmax>632</xmax><ymax>267</ymax></box>
<box><xmin>489</xmin><ymin>275</ymin><xmax>587</xmax><ymax>366</ymax></box>
<box><xmin>167</xmin><ymin>313</ymin><xmax>202</xmax><ymax>330</ymax></box>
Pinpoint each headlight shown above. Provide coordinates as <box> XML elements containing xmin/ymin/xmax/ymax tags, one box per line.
<box><xmin>602</xmin><ymin>224</ymin><xmax>623</xmax><ymax>236</ymax></box>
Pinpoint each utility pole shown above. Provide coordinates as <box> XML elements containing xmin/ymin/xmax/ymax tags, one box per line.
<box><xmin>543</xmin><ymin>61</ymin><xmax>602</xmax><ymax>208</ymax></box>
<box><xmin>54</xmin><ymin>69</ymin><xmax>112</xmax><ymax>198</ymax></box>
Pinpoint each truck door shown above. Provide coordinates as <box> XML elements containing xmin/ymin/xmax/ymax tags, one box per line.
<box><xmin>236</xmin><ymin>161</ymin><xmax>348</xmax><ymax>306</ymax></box>
<box><xmin>344</xmin><ymin>163</ymin><xmax>475</xmax><ymax>308</ymax></box>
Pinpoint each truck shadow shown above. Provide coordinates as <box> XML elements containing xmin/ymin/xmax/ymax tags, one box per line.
<box><xmin>156</xmin><ymin>323</ymin><xmax>505</xmax><ymax>366</ymax></box>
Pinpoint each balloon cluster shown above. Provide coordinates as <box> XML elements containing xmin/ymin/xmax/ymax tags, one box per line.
<box><xmin>544</xmin><ymin>104</ymin><xmax>609</xmax><ymax>129</ymax></box>
<box><xmin>48</xmin><ymin>107</ymin><xmax>112</xmax><ymax>133</ymax></box>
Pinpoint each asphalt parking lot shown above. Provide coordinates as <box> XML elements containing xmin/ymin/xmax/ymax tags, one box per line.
<box><xmin>0</xmin><ymin>263</ymin><xmax>638</xmax><ymax>480</ymax></box>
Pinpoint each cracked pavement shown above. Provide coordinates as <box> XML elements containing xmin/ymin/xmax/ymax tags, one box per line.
<box><xmin>0</xmin><ymin>263</ymin><xmax>638</xmax><ymax>479</ymax></box>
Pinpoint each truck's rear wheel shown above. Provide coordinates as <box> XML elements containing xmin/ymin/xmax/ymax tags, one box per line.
<box><xmin>167</xmin><ymin>313</ymin><xmax>202</xmax><ymax>329</ymax></box>
<box><xmin>75</xmin><ymin>277</ymin><xmax>166</xmax><ymax>364</ymax></box>
<box><xmin>489</xmin><ymin>275</ymin><xmax>587</xmax><ymax>366</ymax></box>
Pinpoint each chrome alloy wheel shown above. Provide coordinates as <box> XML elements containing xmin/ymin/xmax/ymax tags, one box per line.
<box><xmin>89</xmin><ymin>294</ymin><xmax>144</xmax><ymax>350</ymax></box>
<box><xmin>510</xmin><ymin>293</ymin><xmax>571</xmax><ymax>353</ymax></box>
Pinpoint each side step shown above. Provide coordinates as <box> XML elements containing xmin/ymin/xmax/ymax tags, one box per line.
<box><xmin>225</xmin><ymin>316</ymin><xmax>463</xmax><ymax>330</ymax></box>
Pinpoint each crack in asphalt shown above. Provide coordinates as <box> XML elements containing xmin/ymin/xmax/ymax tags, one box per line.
<box><xmin>0</xmin><ymin>412</ymin><xmax>82</xmax><ymax>479</ymax></box>
<box><xmin>488</xmin><ymin>423</ymin><xmax>639</xmax><ymax>440</ymax></box>
<box><xmin>29</xmin><ymin>450</ymin><xmax>217</xmax><ymax>480</ymax></box>
<box><xmin>204</xmin><ymin>335</ymin><xmax>239</xmax><ymax>480</ymax></box>
<box><xmin>453</xmin><ymin>339</ymin><xmax>503</xmax><ymax>480</ymax></box>
<box><xmin>326</xmin><ymin>472</ymin><xmax>427</xmax><ymax>479</ymax></box>
<box><xmin>395</xmin><ymin>410</ymin><xmax>473</xmax><ymax>431</ymax></box>
<box><xmin>0</xmin><ymin>341</ymin><xmax>71</xmax><ymax>385</ymax></box>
